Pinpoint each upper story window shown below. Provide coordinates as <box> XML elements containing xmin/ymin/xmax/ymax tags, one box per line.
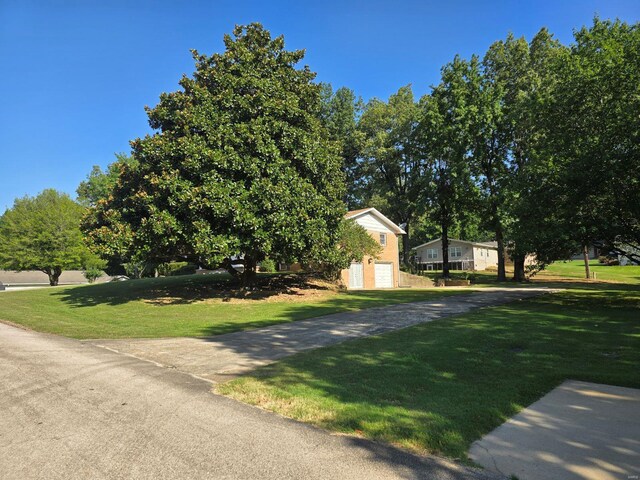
<box><xmin>426</xmin><ymin>248</ymin><xmax>438</xmax><ymax>259</ymax></box>
<box><xmin>379</xmin><ymin>233</ymin><xmax>387</xmax><ymax>246</ymax></box>
<box><xmin>449</xmin><ymin>246</ymin><xmax>462</xmax><ymax>258</ymax></box>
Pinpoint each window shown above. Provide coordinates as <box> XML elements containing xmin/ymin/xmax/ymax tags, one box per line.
<box><xmin>379</xmin><ymin>233</ymin><xmax>387</xmax><ymax>246</ymax></box>
<box><xmin>449</xmin><ymin>247</ymin><xmax>462</xmax><ymax>258</ymax></box>
<box><xmin>426</xmin><ymin>248</ymin><xmax>438</xmax><ymax>259</ymax></box>
<box><xmin>480</xmin><ymin>249</ymin><xmax>484</xmax><ymax>257</ymax></box>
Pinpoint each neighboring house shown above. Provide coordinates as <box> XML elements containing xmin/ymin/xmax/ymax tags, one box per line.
<box><xmin>340</xmin><ymin>208</ymin><xmax>406</xmax><ymax>289</ymax></box>
<box><xmin>413</xmin><ymin>238</ymin><xmax>499</xmax><ymax>271</ymax></box>
<box><xmin>614</xmin><ymin>243</ymin><xmax>640</xmax><ymax>266</ymax></box>
<box><xmin>570</xmin><ymin>244</ymin><xmax>601</xmax><ymax>260</ymax></box>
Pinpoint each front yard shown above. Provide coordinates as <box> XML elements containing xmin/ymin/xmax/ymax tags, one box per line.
<box><xmin>0</xmin><ymin>273</ymin><xmax>466</xmax><ymax>339</ymax></box>
<box><xmin>218</xmin><ymin>280</ymin><xmax>640</xmax><ymax>460</ymax></box>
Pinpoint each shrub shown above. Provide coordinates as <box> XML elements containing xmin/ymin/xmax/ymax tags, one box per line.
<box><xmin>123</xmin><ymin>261</ymin><xmax>157</xmax><ymax>279</ymax></box>
<box><xmin>260</xmin><ymin>258</ymin><xmax>276</xmax><ymax>273</ymax></box>
<box><xmin>157</xmin><ymin>261</ymin><xmax>198</xmax><ymax>277</ymax></box>
<box><xmin>83</xmin><ymin>268</ymin><xmax>104</xmax><ymax>283</ymax></box>
<box><xmin>82</xmin><ymin>255</ymin><xmax>107</xmax><ymax>283</ymax></box>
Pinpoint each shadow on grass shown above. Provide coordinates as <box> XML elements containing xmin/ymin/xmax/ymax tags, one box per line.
<box><xmin>219</xmin><ymin>286</ymin><xmax>640</xmax><ymax>460</ymax></box>
<box><xmin>50</xmin><ymin>272</ymin><xmax>334</xmax><ymax>307</ymax></box>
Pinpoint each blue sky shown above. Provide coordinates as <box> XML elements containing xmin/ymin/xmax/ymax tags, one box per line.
<box><xmin>0</xmin><ymin>0</ymin><xmax>637</xmax><ymax>212</ymax></box>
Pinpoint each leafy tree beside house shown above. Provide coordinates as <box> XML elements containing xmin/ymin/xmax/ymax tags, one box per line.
<box><xmin>0</xmin><ymin>189</ymin><xmax>90</xmax><ymax>286</ymax></box>
<box><xmin>82</xmin><ymin>24</ymin><xmax>346</xmax><ymax>285</ymax></box>
<box><xmin>322</xmin><ymin>219</ymin><xmax>382</xmax><ymax>280</ymax></box>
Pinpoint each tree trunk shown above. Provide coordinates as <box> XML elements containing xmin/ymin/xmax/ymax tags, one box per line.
<box><xmin>222</xmin><ymin>258</ymin><xmax>241</xmax><ymax>279</ymax></box>
<box><xmin>583</xmin><ymin>245</ymin><xmax>591</xmax><ymax>279</ymax></box>
<box><xmin>45</xmin><ymin>267</ymin><xmax>62</xmax><ymax>286</ymax></box>
<box><xmin>513</xmin><ymin>254</ymin><xmax>526</xmax><ymax>282</ymax></box>
<box><xmin>442</xmin><ymin>223</ymin><xmax>450</xmax><ymax>278</ymax></box>
<box><xmin>241</xmin><ymin>256</ymin><xmax>258</xmax><ymax>287</ymax></box>
<box><xmin>496</xmin><ymin>225</ymin><xmax>506</xmax><ymax>282</ymax></box>
<box><xmin>402</xmin><ymin>222</ymin><xmax>410</xmax><ymax>269</ymax></box>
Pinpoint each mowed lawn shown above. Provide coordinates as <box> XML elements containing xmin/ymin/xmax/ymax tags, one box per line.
<box><xmin>0</xmin><ymin>273</ymin><xmax>466</xmax><ymax>339</ymax></box>
<box><xmin>219</xmin><ymin>263</ymin><xmax>640</xmax><ymax>460</ymax></box>
<box><xmin>538</xmin><ymin>259</ymin><xmax>640</xmax><ymax>283</ymax></box>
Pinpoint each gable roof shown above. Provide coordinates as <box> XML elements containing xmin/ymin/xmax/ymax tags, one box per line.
<box><xmin>413</xmin><ymin>237</ymin><xmax>498</xmax><ymax>250</ymax></box>
<box><xmin>345</xmin><ymin>207</ymin><xmax>406</xmax><ymax>235</ymax></box>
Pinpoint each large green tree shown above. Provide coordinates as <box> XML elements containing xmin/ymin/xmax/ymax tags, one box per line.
<box><xmin>319</xmin><ymin>83</ymin><xmax>365</xmax><ymax>209</ymax></box>
<box><xmin>0</xmin><ymin>189</ymin><xmax>88</xmax><ymax>286</ymax></box>
<box><xmin>547</xmin><ymin>18</ymin><xmax>640</xmax><ymax>277</ymax></box>
<box><xmin>482</xmin><ymin>29</ymin><xmax>567</xmax><ymax>280</ymax></box>
<box><xmin>83</xmin><ymin>24</ymin><xmax>346</xmax><ymax>284</ymax></box>
<box><xmin>358</xmin><ymin>86</ymin><xmax>423</xmax><ymax>265</ymax></box>
<box><xmin>467</xmin><ymin>50</ymin><xmax>510</xmax><ymax>280</ymax></box>
<box><xmin>416</xmin><ymin>57</ymin><xmax>478</xmax><ymax>278</ymax></box>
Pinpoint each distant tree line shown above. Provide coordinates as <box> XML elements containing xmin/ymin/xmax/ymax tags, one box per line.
<box><xmin>320</xmin><ymin>18</ymin><xmax>639</xmax><ymax>280</ymax></box>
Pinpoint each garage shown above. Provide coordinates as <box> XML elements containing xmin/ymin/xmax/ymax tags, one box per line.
<box><xmin>374</xmin><ymin>263</ymin><xmax>393</xmax><ymax>288</ymax></box>
<box><xmin>349</xmin><ymin>263</ymin><xmax>364</xmax><ymax>289</ymax></box>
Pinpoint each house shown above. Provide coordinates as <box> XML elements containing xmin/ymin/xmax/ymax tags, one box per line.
<box><xmin>413</xmin><ymin>238</ymin><xmax>498</xmax><ymax>271</ymax></box>
<box><xmin>340</xmin><ymin>208</ymin><xmax>406</xmax><ymax>289</ymax></box>
<box><xmin>570</xmin><ymin>244</ymin><xmax>601</xmax><ymax>260</ymax></box>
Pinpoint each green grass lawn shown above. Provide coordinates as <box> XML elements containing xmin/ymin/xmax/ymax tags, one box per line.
<box><xmin>0</xmin><ymin>273</ymin><xmax>466</xmax><ymax>339</ymax></box>
<box><xmin>538</xmin><ymin>259</ymin><xmax>640</xmax><ymax>283</ymax></box>
<box><xmin>418</xmin><ymin>259</ymin><xmax>640</xmax><ymax>286</ymax></box>
<box><xmin>218</xmin><ymin>281</ymin><xmax>640</xmax><ymax>460</ymax></box>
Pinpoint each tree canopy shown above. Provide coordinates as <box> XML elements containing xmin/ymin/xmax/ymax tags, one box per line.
<box><xmin>0</xmin><ymin>189</ymin><xmax>88</xmax><ymax>285</ymax></box>
<box><xmin>76</xmin><ymin>153</ymin><xmax>137</xmax><ymax>207</ymax></box>
<box><xmin>83</xmin><ymin>24</ymin><xmax>346</xmax><ymax>283</ymax></box>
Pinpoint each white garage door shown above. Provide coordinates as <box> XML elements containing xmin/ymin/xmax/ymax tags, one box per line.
<box><xmin>349</xmin><ymin>263</ymin><xmax>364</xmax><ymax>289</ymax></box>
<box><xmin>374</xmin><ymin>263</ymin><xmax>393</xmax><ymax>288</ymax></box>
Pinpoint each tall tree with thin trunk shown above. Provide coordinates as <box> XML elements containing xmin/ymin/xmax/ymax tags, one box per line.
<box><xmin>468</xmin><ymin>54</ymin><xmax>510</xmax><ymax>281</ymax></box>
<box><xmin>483</xmin><ymin>29</ymin><xmax>566</xmax><ymax>280</ymax></box>
<box><xmin>319</xmin><ymin>84</ymin><xmax>365</xmax><ymax>209</ymax></box>
<box><xmin>416</xmin><ymin>57</ymin><xmax>477</xmax><ymax>278</ymax></box>
<box><xmin>358</xmin><ymin>86</ymin><xmax>423</xmax><ymax>266</ymax></box>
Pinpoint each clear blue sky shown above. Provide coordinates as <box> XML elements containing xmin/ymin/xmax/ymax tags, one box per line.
<box><xmin>1</xmin><ymin>0</ymin><xmax>637</xmax><ymax>212</ymax></box>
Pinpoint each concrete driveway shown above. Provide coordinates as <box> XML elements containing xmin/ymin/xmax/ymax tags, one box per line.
<box><xmin>89</xmin><ymin>287</ymin><xmax>554</xmax><ymax>383</ymax></box>
<box><xmin>0</xmin><ymin>322</ymin><xmax>502</xmax><ymax>480</ymax></box>
<box><xmin>470</xmin><ymin>380</ymin><xmax>640</xmax><ymax>480</ymax></box>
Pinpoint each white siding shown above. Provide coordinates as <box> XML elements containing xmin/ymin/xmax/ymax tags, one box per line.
<box><xmin>472</xmin><ymin>246</ymin><xmax>499</xmax><ymax>270</ymax></box>
<box><xmin>415</xmin><ymin>239</ymin><xmax>473</xmax><ymax>262</ymax></box>
<box><xmin>354</xmin><ymin>213</ymin><xmax>393</xmax><ymax>233</ymax></box>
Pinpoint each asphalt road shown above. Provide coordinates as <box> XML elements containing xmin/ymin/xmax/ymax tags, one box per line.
<box><xmin>0</xmin><ymin>322</ymin><xmax>503</xmax><ymax>480</ymax></box>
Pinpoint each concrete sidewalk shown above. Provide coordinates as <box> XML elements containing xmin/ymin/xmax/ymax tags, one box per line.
<box><xmin>469</xmin><ymin>380</ymin><xmax>640</xmax><ymax>480</ymax></box>
<box><xmin>0</xmin><ymin>321</ymin><xmax>502</xmax><ymax>480</ymax></box>
<box><xmin>90</xmin><ymin>287</ymin><xmax>554</xmax><ymax>383</ymax></box>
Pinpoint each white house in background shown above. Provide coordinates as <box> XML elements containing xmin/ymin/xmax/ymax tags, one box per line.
<box><xmin>413</xmin><ymin>238</ymin><xmax>499</xmax><ymax>271</ymax></box>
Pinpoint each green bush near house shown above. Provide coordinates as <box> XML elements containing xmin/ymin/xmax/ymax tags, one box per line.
<box><xmin>259</xmin><ymin>259</ymin><xmax>276</xmax><ymax>273</ymax></box>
